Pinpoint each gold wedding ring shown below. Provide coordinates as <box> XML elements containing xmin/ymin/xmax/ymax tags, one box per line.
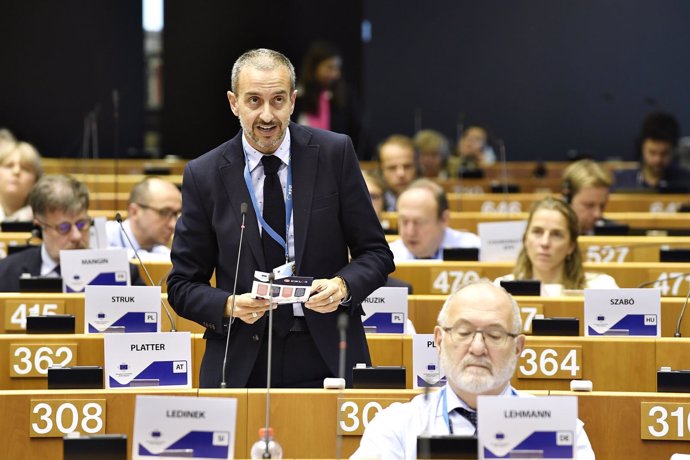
<box><xmin>252</xmin><ymin>312</ymin><xmax>258</xmax><ymax>318</ymax></box>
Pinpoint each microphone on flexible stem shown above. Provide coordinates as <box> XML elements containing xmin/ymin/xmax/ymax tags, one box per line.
<box><xmin>497</xmin><ymin>138</ymin><xmax>509</xmax><ymax>196</ymax></box>
<box><xmin>263</xmin><ymin>272</ymin><xmax>276</xmax><ymax>458</ymax></box>
<box><xmin>220</xmin><ymin>202</ymin><xmax>248</xmax><ymax>388</ymax></box>
<box><xmin>112</xmin><ymin>89</ymin><xmax>120</xmax><ymax>206</ymax></box>
<box><xmin>115</xmin><ymin>212</ymin><xmax>176</xmax><ymax>332</ymax></box>
<box><xmin>335</xmin><ymin>312</ymin><xmax>349</xmax><ymax>460</ymax></box>
<box><xmin>637</xmin><ymin>272</ymin><xmax>690</xmax><ymax>288</ymax></box>
<box><xmin>675</xmin><ymin>285</ymin><xmax>690</xmax><ymax>338</ymax></box>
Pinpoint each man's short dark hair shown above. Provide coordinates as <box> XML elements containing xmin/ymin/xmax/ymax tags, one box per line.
<box><xmin>640</xmin><ymin>112</ymin><xmax>680</xmax><ymax>147</ymax></box>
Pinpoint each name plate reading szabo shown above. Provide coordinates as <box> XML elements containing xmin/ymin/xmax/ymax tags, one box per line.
<box><xmin>429</xmin><ymin>267</ymin><xmax>481</xmax><ymax>295</ymax></box>
<box><xmin>642</xmin><ymin>402</ymin><xmax>690</xmax><ymax>441</ymax></box>
<box><xmin>338</xmin><ymin>397</ymin><xmax>411</xmax><ymax>436</ymax></box>
<box><xmin>4</xmin><ymin>299</ymin><xmax>66</xmax><ymax>332</ymax></box>
<box><xmin>517</xmin><ymin>345</ymin><xmax>582</xmax><ymax>380</ymax></box>
<box><xmin>30</xmin><ymin>399</ymin><xmax>106</xmax><ymax>438</ymax></box>
<box><xmin>10</xmin><ymin>343</ymin><xmax>78</xmax><ymax>378</ymax></box>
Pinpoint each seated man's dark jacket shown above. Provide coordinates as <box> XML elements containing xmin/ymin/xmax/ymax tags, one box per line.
<box><xmin>0</xmin><ymin>246</ymin><xmax>146</xmax><ymax>291</ymax></box>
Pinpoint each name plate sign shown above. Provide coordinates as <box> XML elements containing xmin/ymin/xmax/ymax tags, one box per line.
<box><xmin>413</xmin><ymin>334</ymin><xmax>445</xmax><ymax>389</ymax></box>
<box><xmin>584</xmin><ymin>288</ymin><xmax>660</xmax><ymax>336</ymax></box>
<box><xmin>85</xmin><ymin>285</ymin><xmax>161</xmax><ymax>333</ymax></box>
<box><xmin>478</xmin><ymin>395</ymin><xmax>577</xmax><ymax>459</ymax></box>
<box><xmin>133</xmin><ymin>395</ymin><xmax>236</xmax><ymax>459</ymax></box>
<box><xmin>104</xmin><ymin>331</ymin><xmax>191</xmax><ymax>389</ymax></box>
<box><xmin>478</xmin><ymin>220</ymin><xmax>527</xmax><ymax>262</ymax></box>
<box><xmin>361</xmin><ymin>287</ymin><xmax>407</xmax><ymax>333</ymax></box>
<box><xmin>60</xmin><ymin>248</ymin><xmax>131</xmax><ymax>292</ymax></box>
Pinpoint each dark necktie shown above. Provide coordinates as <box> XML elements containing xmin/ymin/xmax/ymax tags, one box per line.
<box><xmin>454</xmin><ymin>407</ymin><xmax>478</xmax><ymax>433</ymax></box>
<box><xmin>261</xmin><ymin>155</ymin><xmax>292</xmax><ymax>336</ymax></box>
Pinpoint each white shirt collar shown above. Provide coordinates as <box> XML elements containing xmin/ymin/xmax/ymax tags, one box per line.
<box><xmin>242</xmin><ymin>127</ymin><xmax>291</xmax><ymax>172</ymax></box>
<box><xmin>40</xmin><ymin>244</ymin><xmax>59</xmax><ymax>276</ymax></box>
<box><xmin>438</xmin><ymin>383</ymin><xmax>514</xmax><ymax>416</ymax></box>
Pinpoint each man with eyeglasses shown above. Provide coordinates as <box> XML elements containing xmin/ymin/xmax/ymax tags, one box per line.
<box><xmin>352</xmin><ymin>280</ymin><xmax>595</xmax><ymax>460</ymax></box>
<box><xmin>0</xmin><ymin>175</ymin><xmax>145</xmax><ymax>291</ymax></box>
<box><xmin>106</xmin><ymin>178</ymin><xmax>182</xmax><ymax>258</ymax></box>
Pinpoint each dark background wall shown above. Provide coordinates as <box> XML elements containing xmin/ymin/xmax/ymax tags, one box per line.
<box><xmin>1</xmin><ymin>1</ymin><xmax>689</xmax><ymax>161</ymax></box>
<box><xmin>0</xmin><ymin>1</ymin><xmax>143</xmax><ymax>157</ymax></box>
<box><xmin>363</xmin><ymin>0</ymin><xmax>690</xmax><ymax>161</ymax></box>
<box><xmin>162</xmin><ymin>0</ymin><xmax>364</xmax><ymax>157</ymax></box>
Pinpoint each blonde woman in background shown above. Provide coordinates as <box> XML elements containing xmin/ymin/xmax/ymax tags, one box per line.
<box><xmin>495</xmin><ymin>196</ymin><xmax>617</xmax><ymax>296</ymax></box>
<box><xmin>0</xmin><ymin>140</ymin><xmax>43</xmax><ymax>221</ymax></box>
<box><xmin>562</xmin><ymin>159</ymin><xmax>613</xmax><ymax>235</ymax></box>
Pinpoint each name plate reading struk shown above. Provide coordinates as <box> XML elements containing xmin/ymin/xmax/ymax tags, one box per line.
<box><xmin>338</xmin><ymin>397</ymin><xmax>412</xmax><ymax>436</ymax></box>
<box><xmin>60</xmin><ymin>248</ymin><xmax>131</xmax><ymax>292</ymax></box>
<box><xmin>104</xmin><ymin>331</ymin><xmax>191</xmax><ymax>389</ymax></box>
<box><xmin>133</xmin><ymin>395</ymin><xmax>236</xmax><ymax>459</ymax></box>
<box><xmin>10</xmin><ymin>343</ymin><xmax>78</xmax><ymax>378</ymax></box>
<box><xmin>85</xmin><ymin>285</ymin><xmax>161</xmax><ymax>333</ymax></box>
<box><xmin>413</xmin><ymin>334</ymin><xmax>445</xmax><ymax>389</ymax></box>
<box><xmin>478</xmin><ymin>396</ymin><xmax>577</xmax><ymax>459</ymax></box>
<box><xmin>517</xmin><ymin>346</ymin><xmax>582</xmax><ymax>380</ymax></box>
<box><xmin>584</xmin><ymin>288</ymin><xmax>660</xmax><ymax>336</ymax></box>
<box><xmin>4</xmin><ymin>299</ymin><xmax>65</xmax><ymax>331</ymax></box>
<box><xmin>642</xmin><ymin>402</ymin><xmax>690</xmax><ymax>441</ymax></box>
<box><xmin>30</xmin><ymin>399</ymin><xmax>106</xmax><ymax>438</ymax></box>
<box><xmin>361</xmin><ymin>287</ymin><xmax>408</xmax><ymax>333</ymax></box>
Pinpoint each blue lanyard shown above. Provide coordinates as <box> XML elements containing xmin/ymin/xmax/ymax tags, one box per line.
<box><xmin>243</xmin><ymin>153</ymin><xmax>293</xmax><ymax>263</ymax></box>
<box><xmin>440</xmin><ymin>385</ymin><xmax>518</xmax><ymax>434</ymax></box>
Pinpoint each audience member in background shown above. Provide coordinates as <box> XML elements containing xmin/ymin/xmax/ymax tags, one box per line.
<box><xmin>362</xmin><ymin>170</ymin><xmax>391</xmax><ymax>232</ymax></box>
<box><xmin>389</xmin><ymin>179</ymin><xmax>479</xmax><ymax>262</ymax></box>
<box><xmin>294</xmin><ymin>40</ymin><xmax>366</xmax><ymax>158</ymax></box>
<box><xmin>0</xmin><ymin>140</ymin><xmax>43</xmax><ymax>221</ymax></box>
<box><xmin>562</xmin><ymin>159</ymin><xmax>614</xmax><ymax>235</ymax></box>
<box><xmin>0</xmin><ymin>175</ymin><xmax>144</xmax><ymax>291</ymax></box>
<box><xmin>448</xmin><ymin>125</ymin><xmax>495</xmax><ymax>177</ymax></box>
<box><xmin>414</xmin><ymin>129</ymin><xmax>450</xmax><ymax>179</ymax></box>
<box><xmin>352</xmin><ymin>280</ymin><xmax>595</xmax><ymax>460</ymax></box>
<box><xmin>613</xmin><ymin>112</ymin><xmax>690</xmax><ymax>191</ymax></box>
<box><xmin>0</xmin><ymin>128</ymin><xmax>16</xmax><ymax>150</ymax></box>
<box><xmin>106</xmin><ymin>177</ymin><xmax>182</xmax><ymax>258</ymax></box>
<box><xmin>378</xmin><ymin>134</ymin><xmax>418</xmax><ymax>211</ymax></box>
<box><xmin>495</xmin><ymin>197</ymin><xmax>617</xmax><ymax>296</ymax></box>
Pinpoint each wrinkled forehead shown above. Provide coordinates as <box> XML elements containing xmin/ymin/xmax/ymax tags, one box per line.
<box><xmin>447</xmin><ymin>285</ymin><xmax>514</xmax><ymax>328</ymax></box>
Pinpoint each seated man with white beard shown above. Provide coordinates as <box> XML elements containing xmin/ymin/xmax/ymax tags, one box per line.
<box><xmin>351</xmin><ymin>280</ymin><xmax>595</xmax><ymax>460</ymax></box>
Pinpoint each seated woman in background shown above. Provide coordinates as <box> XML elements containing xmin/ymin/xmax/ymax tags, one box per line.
<box><xmin>495</xmin><ymin>196</ymin><xmax>618</xmax><ymax>296</ymax></box>
<box><xmin>0</xmin><ymin>141</ymin><xmax>43</xmax><ymax>221</ymax></box>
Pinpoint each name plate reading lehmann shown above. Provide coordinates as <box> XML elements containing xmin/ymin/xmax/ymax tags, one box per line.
<box><xmin>104</xmin><ymin>331</ymin><xmax>191</xmax><ymax>389</ymax></box>
<box><xmin>584</xmin><ymin>288</ymin><xmax>660</xmax><ymax>336</ymax></box>
<box><xmin>132</xmin><ymin>395</ymin><xmax>236</xmax><ymax>460</ymax></box>
<box><xmin>60</xmin><ymin>248</ymin><xmax>131</xmax><ymax>292</ymax></box>
<box><xmin>478</xmin><ymin>396</ymin><xmax>577</xmax><ymax>459</ymax></box>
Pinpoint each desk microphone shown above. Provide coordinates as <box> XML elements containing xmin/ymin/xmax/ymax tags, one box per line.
<box><xmin>263</xmin><ymin>272</ymin><xmax>276</xmax><ymax>458</ymax></box>
<box><xmin>115</xmin><ymin>212</ymin><xmax>176</xmax><ymax>332</ymax></box>
<box><xmin>220</xmin><ymin>202</ymin><xmax>248</xmax><ymax>388</ymax></box>
<box><xmin>637</xmin><ymin>272</ymin><xmax>690</xmax><ymax>288</ymax></box>
<box><xmin>335</xmin><ymin>312</ymin><xmax>349</xmax><ymax>460</ymax></box>
<box><xmin>497</xmin><ymin>138</ymin><xmax>509</xmax><ymax>196</ymax></box>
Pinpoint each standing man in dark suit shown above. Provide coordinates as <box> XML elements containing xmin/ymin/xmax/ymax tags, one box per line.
<box><xmin>167</xmin><ymin>49</ymin><xmax>394</xmax><ymax>388</ymax></box>
<box><xmin>0</xmin><ymin>175</ymin><xmax>144</xmax><ymax>291</ymax></box>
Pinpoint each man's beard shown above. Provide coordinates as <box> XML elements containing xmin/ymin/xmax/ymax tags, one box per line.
<box><xmin>240</xmin><ymin>118</ymin><xmax>286</xmax><ymax>153</ymax></box>
<box><xmin>440</xmin><ymin>349</ymin><xmax>518</xmax><ymax>395</ymax></box>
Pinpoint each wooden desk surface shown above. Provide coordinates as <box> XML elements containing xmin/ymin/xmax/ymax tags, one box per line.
<box><xmin>393</xmin><ymin>261</ymin><xmax>690</xmax><ymax>295</ymax></box>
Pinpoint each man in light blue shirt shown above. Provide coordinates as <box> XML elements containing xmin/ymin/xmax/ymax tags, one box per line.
<box><xmin>389</xmin><ymin>179</ymin><xmax>480</xmax><ymax>261</ymax></box>
<box><xmin>352</xmin><ymin>280</ymin><xmax>595</xmax><ymax>459</ymax></box>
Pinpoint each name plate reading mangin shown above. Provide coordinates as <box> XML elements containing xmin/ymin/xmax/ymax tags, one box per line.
<box><xmin>584</xmin><ymin>288</ymin><xmax>660</xmax><ymax>336</ymax></box>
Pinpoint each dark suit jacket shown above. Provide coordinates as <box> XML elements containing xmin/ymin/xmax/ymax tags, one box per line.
<box><xmin>0</xmin><ymin>246</ymin><xmax>145</xmax><ymax>292</ymax></box>
<box><xmin>167</xmin><ymin>123</ymin><xmax>395</xmax><ymax>387</ymax></box>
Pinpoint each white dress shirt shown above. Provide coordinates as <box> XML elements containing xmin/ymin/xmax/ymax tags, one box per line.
<box><xmin>105</xmin><ymin>219</ymin><xmax>171</xmax><ymax>258</ymax></box>
<box><xmin>389</xmin><ymin>227</ymin><xmax>481</xmax><ymax>262</ymax></box>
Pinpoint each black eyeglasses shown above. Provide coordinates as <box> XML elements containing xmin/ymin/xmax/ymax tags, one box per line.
<box><xmin>441</xmin><ymin>325</ymin><xmax>519</xmax><ymax>347</ymax></box>
<box><xmin>36</xmin><ymin>218</ymin><xmax>92</xmax><ymax>235</ymax></box>
<box><xmin>136</xmin><ymin>203</ymin><xmax>181</xmax><ymax>220</ymax></box>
